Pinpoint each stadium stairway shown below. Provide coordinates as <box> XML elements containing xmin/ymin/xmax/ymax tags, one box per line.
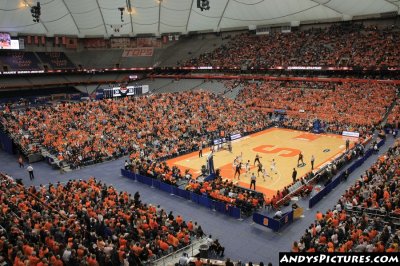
<box><xmin>65</xmin><ymin>50</ymin><xmax>123</xmax><ymax>69</ymax></box>
<box><xmin>141</xmin><ymin>78</ymin><xmax>175</xmax><ymax>93</ymax></box>
<box><xmin>129</xmin><ymin>78</ymin><xmax>236</xmax><ymax>95</ymax></box>
<box><xmin>223</xmin><ymin>84</ymin><xmax>244</xmax><ymax>99</ymax></box>
<box><xmin>158</xmin><ymin>35</ymin><xmax>227</xmax><ymax>67</ymax></box>
<box><xmin>157</xmin><ymin>79</ymin><xmax>205</xmax><ymax>93</ymax></box>
<box><xmin>194</xmin><ymin>80</ymin><xmax>228</xmax><ymax>94</ymax></box>
<box><xmin>380</xmin><ymin>94</ymin><xmax>400</xmax><ymax>126</ymax></box>
<box><xmin>152</xmin><ymin>78</ymin><xmax>245</xmax><ymax>94</ymax></box>
<box><xmin>11</xmin><ymin>127</ymin><xmax>71</xmax><ymax>172</ymax></box>
<box><xmin>38</xmin><ymin>146</ymin><xmax>72</xmax><ymax>172</ymax></box>
<box><xmin>74</xmin><ymin>85</ymin><xmax>99</xmax><ymax>95</ymax></box>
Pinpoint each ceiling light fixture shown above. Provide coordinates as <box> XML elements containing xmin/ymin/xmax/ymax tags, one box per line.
<box><xmin>118</xmin><ymin>7</ymin><xmax>125</xmax><ymax>22</ymax></box>
<box><xmin>31</xmin><ymin>2</ymin><xmax>41</xmax><ymax>22</ymax></box>
<box><xmin>197</xmin><ymin>0</ymin><xmax>210</xmax><ymax>11</ymax></box>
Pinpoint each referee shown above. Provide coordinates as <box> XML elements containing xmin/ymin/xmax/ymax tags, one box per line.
<box><xmin>250</xmin><ymin>173</ymin><xmax>256</xmax><ymax>190</ymax></box>
<box><xmin>198</xmin><ymin>142</ymin><xmax>203</xmax><ymax>157</ymax></box>
<box><xmin>292</xmin><ymin>168</ymin><xmax>297</xmax><ymax>183</ymax></box>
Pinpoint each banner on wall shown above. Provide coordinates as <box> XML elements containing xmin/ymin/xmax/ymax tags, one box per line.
<box><xmin>342</xmin><ymin>131</ymin><xmax>360</xmax><ymax>138</ymax></box>
<box><xmin>84</xmin><ymin>38</ymin><xmax>108</xmax><ymax>49</ymax></box>
<box><xmin>230</xmin><ymin>133</ymin><xmax>242</xmax><ymax>141</ymax></box>
<box><xmin>110</xmin><ymin>38</ymin><xmax>131</xmax><ymax>49</ymax></box>
<box><xmin>122</xmin><ymin>48</ymin><xmax>154</xmax><ymax>57</ymax></box>
<box><xmin>213</xmin><ymin>138</ymin><xmax>226</xmax><ymax>145</ymax></box>
<box><xmin>137</xmin><ymin>37</ymin><xmax>161</xmax><ymax>48</ymax></box>
<box><xmin>65</xmin><ymin>38</ymin><xmax>78</xmax><ymax>49</ymax></box>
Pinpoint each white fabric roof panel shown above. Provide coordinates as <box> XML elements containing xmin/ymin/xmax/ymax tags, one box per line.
<box><xmin>159</xmin><ymin>0</ymin><xmax>192</xmax><ymax>34</ymax></box>
<box><xmin>68</xmin><ymin>0</ymin><xmax>110</xmax><ymax>36</ymax></box>
<box><xmin>325</xmin><ymin>0</ymin><xmax>397</xmax><ymax>16</ymax></box>
<box><xmin>0</xmin><ymin>0</ymin><xmax>398</xmax><ymax>37</ymax></box>
<box><xmin>219</xmin><ymin>0</ymin><xmax>343</xmax><ymax>29</ymax></box>
<box><xmin>38</xmin><ymin>0</ymin><xmax>77</xmax><ymax>36</ymax></box>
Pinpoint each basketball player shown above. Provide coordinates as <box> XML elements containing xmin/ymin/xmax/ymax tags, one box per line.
<box><xmin>234</xmin><ymin>162</ymin><xmax>242</xmax><ymax>180</ymax></box>
<box><xmin>254</xmin><ymin>154</ymin><xmax>262</xmax><ymax>166</ymax></box>
<box><xmin>297</xmin><ymin>152</ymin><xmax>304</xmax><ymax>167</ymax></box>
<box><xmin>262</xmin><ymin>167</ymin><xmax>269</xmax><ymax>182</ymax></box>
<box><xmin>270</xmin><ymin>159</ymin><xmax>278</xmax><ymax>175</ymax></box>
<box><xmin>238</xmin><ymin>152</ymin><xmax>244</xmax><ymax>164</ymax></box>
<box><xmin>232</xmin><ymin>157</ymin><xmax>237</xmax><ymax>170</ymax></box>
<box><xmin>257</xmin><ymin>163</ymin><xmax>263</xmax><ymax>177</ymax></box>
<box><xmin>245</xmin><ymin>160</ymin><xmax>250</xmax><ymax>174</ymax></box>
<box><xmin>233</xmin><ymin>156</ymin><xmax>239</xmax><ymax>166</ymax></box>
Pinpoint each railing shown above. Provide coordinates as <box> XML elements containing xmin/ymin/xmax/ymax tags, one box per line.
<box><xmin>0</xmin><ymin>172</ymin><xmax>68</xmax><ymax>220</ymax></box>
<box><xmin>345</xmin><ymin>206</ymin><xmax>400</xmax><ymax>224</ymax></box>
<box><xmin>121</xmin><ymin>170</ymin><xmax>243</xmax><ymax>219</ymax></box>
<box><xmin>150</xmin><ymin>237</ymin><xmax>207</xmax><ymax>266</ymax></box>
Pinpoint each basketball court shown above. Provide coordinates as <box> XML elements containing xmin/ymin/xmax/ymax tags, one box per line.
<box><xmin>167</xmin><ymin>128</ymin><xmax>355</xmax><ymax>198</ymax></box>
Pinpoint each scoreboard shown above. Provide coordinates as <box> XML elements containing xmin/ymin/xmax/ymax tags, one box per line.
<box><xmin>103</xmin><ymin>85</ymin><xmax>149</xmax><ymax>98</ymax></box>
<box><xmin>0</xmin><ymin>33</ymin><xmax>20</xmax><ymax>50</ymax></box>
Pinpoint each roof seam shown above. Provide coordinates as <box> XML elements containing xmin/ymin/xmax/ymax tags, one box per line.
<box><xmin>61</xmin><ymin>0</ymin><xmax>80</xmax><ymax>34</ymax></box>
<box><xmin>94</xmin><ymin>0</ymin><xmax>108</xmax><ymax>36</ymax></box>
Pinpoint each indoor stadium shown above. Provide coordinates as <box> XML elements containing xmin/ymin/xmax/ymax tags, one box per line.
<box><xmin>0</xmin><ymin>0</ymin><xmax>399</xmax><ymax>265</ymax></box>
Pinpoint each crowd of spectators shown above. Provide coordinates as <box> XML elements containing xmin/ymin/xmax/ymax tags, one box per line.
<box><xmin>0</xmin><ymin>91</ymin><xmax>270</xmax><ymax>168</ymax></box>
<box><xmin>2</xmin><ymin>80</ymin><xmax>397</xmax><ymax>213</ymax></box>
<box><xmin>1</xmin><ymin>79</ymin><xmax>398</xmax><ymax>214</ymax></box>
<box><xmin>185</xmin><ymin>176</ymin><xmax>263</xmax><ymax>211</ymax></box>
<box><xmin>237</xmin><ymin>80</ymin><xmax>397</xmax><ymax>136</ymax></box>
<box><xmin>119</xmin><ymin>80</ymin><xmax>396</xmax><ymax>210</ymax></box>
<box><xmin>129</xmin><ymin>160</ymin><xmax>190</xmax><ymax>186</ymax></box>
<box><xmin>126</xmin><ymin>158</ymin><xmax>263</xmax><ymax>212</ymax></box>
<box><xmin>181</xmin><ymin>24</ymin><xmax>400</xmax><ymax>69</ymax></box>
<box><xmin>1</xmin><ymin>80</ymin><xmax>396</xmax><ymax>169</ymax></box>
<box><xmin>387</xmin><ymin>99</ymin><xmax>399</xmax><ymax>129</ymax></box>
<box><xmin>293</xmin><ymin>140</ymin><xmax>400</xmax><ymax>252</ymax></box>
<box><xmin>0</xmin><ymin>174</ymin><xmax>206</xmax><ymax>265</ymax></box>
